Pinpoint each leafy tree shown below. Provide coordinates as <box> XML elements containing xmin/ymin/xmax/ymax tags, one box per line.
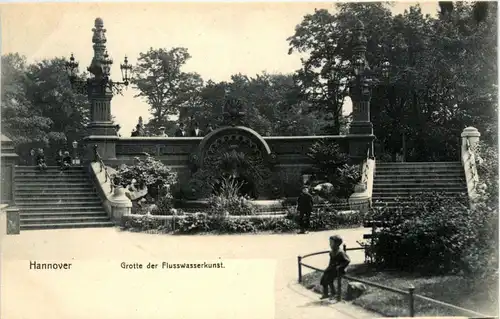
<box><xmin>307</xmin><ymin>141</ymin><xmax>360</xmax><ymax>200</ymax></box>
<box><xmin>131</xmin><ymin>47</ymin><xmax>203</xmax><ymax>131</ymax></box>
<box><xmin>1</xmin><ymin>54</ymin><xmax>89</xmax><ymax>162</ymax></box>
<box><xmin>291</xmin><ymin>2</ymin><xmax>497</xmax><ymax>161</ymax></box>
<box><xmin>193</xmin><ymin>73</ymin><xmax>326</xmax><ymax>136</ymax></box>
<box><xmin>288</xmin><ymin>3</ymin><xmax>394</xmax><ymax>135</ymax></box>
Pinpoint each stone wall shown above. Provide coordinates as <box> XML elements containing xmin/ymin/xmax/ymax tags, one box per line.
<box><xmin>1</xmin><ymin>135</ymin><xmax>19</xmax><ymax>204</ymax></box>
<box><xmin>102</xmin><ymin>133</ymin><xmax>347</xmax><ymax>199</ymax></box>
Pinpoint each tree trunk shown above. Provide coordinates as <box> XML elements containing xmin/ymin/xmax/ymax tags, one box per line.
<box><xmin>333</xmin><ymin>110</ymin><xmax>341</xmax><ymax>135</ymax></box>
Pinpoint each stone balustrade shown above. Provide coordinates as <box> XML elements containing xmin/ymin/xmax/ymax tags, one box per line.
<box><xmin>348</xmin><ymin>158</ymin><xmax>375</xmax><ymax>212</ymax></box>
<box><xmin>86</xmin><ymin>131</ymin><xmax>350</xmax><ymax>200</ymax></box>
<box><xmin>89</xmin><ymin>161</ymin><xmax>132</xmax><ymax>222</ymax></box>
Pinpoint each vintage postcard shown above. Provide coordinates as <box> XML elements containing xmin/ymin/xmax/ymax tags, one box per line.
<box><xmin>1</xmin><ymin>1</ymin><xmax>498</xmax><ymax>318</ymax></box>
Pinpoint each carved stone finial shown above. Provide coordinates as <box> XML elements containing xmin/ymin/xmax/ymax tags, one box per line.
<box><xmin>89</xmin><ymin>17</ymin><xmax>107</xmax><ymax>79</ymax></box>
<box><xmin>351</xmin><ymin>17</ymin><xmax>367</xmax><ymax>60</ymax></box>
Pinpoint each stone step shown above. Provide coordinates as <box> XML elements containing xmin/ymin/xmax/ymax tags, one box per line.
<box><xmin>15</xmin><ymin>170</ymin><xmax>87</xmax><ymax>175</ymax></box>
<box><xmin>15</xmin><ymin>187</ymin><xmax>97</xmax><ymax>194</ymax></box>
<box><xmin>374</xmin><ymin>172</ymin><xmax>464</xmax><ymax>178</ymax></box>
<box><xmin>16</xmin><ymin>196</ymin><xmax>101</xmax><ymax>202</ymax></box>
<box><xmin>17</xmin><ymin>201</ymin><xmax>103</xmax><ymax>207</ymax></box>
<box><xmin>21</xmin><ymin>211</ymin><xmax>108</xmax><ymax>219</ymax></box>
<box><xmin>16</xmin><ymin>189</ymin><xmax>97</xmax><ymax>200</ymax></box>
<box><xmin>19</xmin><ymin>206</ymin><xmax>104</xmax><ymax>213</ymax></box>
<box><xmin>20</xmin><ymin>221</ymin><xmax>114</xmax><ymax>230</ymax></box>
<box><xmin>374</xmin><ymin>177</ymin><xmax>465</xmax><ymax>183</ymax></box>
<box><xmin>15</xmin><ymin>176</ymin><xmax>89</xmax><ymax>181</ymax></box>
<box><xmin>372</xmin><ymin>200</ymin><xmax>467</xmax><ymax>206</ymax></box>
<box><xmin>376</xmin><ymin>161</ymin><xmax>462</xmax><ymax>166</ymax></box>
<box><xmin>373</xmin><ymin>191</ymin><xmax>466</xmax><ymax>197</ymax></box>
<box><xmin>371</xmin><ymin>205</ymin><xmax>467</xmax><ymax>211</ymax></box>
<box><xmin>15</xmin><ymin>167</ymin><xmax>85</xmax><ymax>173</ymax></box>
<box><xmin>16</xmin><ymin>183</ymin><xmax>93</xmax><ymax>189</ymax></box>
<box><xmin>375</xmin><ymin>167</ymin><xmax>464</xmax><ymax>174</ymax></box>
<box><xmin>373</xmin><ymin>186</ymin><xmax>465</xmax><ymax>192</ymax></box>
<box><xmin>373</xmin><ymin>182</ymin><xmax>465</xmax><ymax>188</ymax></box>
<box><xmin>372</xmin><ymin>195</ymin><xmax>466</xmax><ymax>201</ymax></box>
<box><xmin>20</xmin><ymin>216</ymin><xmax>110</xmax><ymax>225</ymax></box>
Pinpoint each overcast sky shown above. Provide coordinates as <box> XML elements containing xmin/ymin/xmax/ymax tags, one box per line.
<box><xmin>1</xmin><ymin>1</ymin><xmax>439</xmax><ymax>135</ymax></box>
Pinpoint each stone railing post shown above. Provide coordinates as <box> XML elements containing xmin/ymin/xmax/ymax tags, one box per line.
<box><xmin>109</xmin><ymin>186</ymin><xmax>132</xmax><ymax>222</ymax></box>
<box><xmin>349</xmin><ymin>158</ymin><xmax>375</xmax><ymax>212</ymax></box>
<box><xmin>461</xmin><ymin>126</ymin><xmax>481</xmax><ymax>153</ymax></box>
<box><xmin>461</xmin><ymin>127</ymin><xmax>481</xmax><ymax>205</ymax></box>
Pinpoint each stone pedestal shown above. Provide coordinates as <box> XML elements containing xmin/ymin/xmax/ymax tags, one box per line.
<box><xmin>110</xmin><ymin>186</ymin><xmax>132</xmax><ymax>222</ymax></box>
<box><xmin>349</xmin><ymin>183</ymin><xmax>370</xmax><ymax>213</ymax></box>
<box><xmin>461</xmin><ymin>126</ymin><xmax>481</xmax><ymax>151</ymax></box>
<box><xmin>6</xmin><ymin>207</ymin><xmax>20</xmax><ymax>235</ymax></box>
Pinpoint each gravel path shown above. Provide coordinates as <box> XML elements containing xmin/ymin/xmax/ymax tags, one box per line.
<box><xmin>1</xmin><ymin>216</ymin><xmax>379</xmax><ymax>319</ymax></box>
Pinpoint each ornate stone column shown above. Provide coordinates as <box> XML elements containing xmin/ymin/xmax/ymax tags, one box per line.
<box><xmin>83</xmin><ymin>18</ymin><xmax>118</xmax><ymax>161</ymax></box>
<box><xmin>66</xmin><ymin>18</ymin><xmax>132</xmax><ymax>162</ymax></box>
<box><xmin>347</xmin><ymin>19</ymin><xmax>375</xmax><ymax>162</ymax></box>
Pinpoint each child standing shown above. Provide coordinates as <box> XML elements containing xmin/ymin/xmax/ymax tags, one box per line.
<box><xmin>320</xmin><ymin>235</ymin><xmax>350</xmax><ymax>299</ymax></box>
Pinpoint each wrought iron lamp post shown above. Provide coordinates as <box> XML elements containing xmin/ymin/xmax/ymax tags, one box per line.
<box><xmin>347</xmin><ymin>19</ymin><xmax>390</xmax><ymax>162</ymax></box>
<box><xmin>71</xmin><ymin>140</ymin><xmax>80</xmax><ymax>165</ymax></box>
<box><xmin>64</xmin><ymin>18</ymin><xmax>133</xmax><ymax>161</ymax></box>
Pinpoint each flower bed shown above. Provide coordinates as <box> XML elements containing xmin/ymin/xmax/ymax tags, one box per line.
<box><xmin>120</xmin><ymin>207</ymin><xmax>365</xmax><ymax>235</ymax></box>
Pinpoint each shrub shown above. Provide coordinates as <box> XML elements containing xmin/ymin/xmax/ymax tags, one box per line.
<box><xmin>150</xmin><ymin>192</ymin><xmax>176</xmax><ymax>216</ymax></box>
<box><xmin>257</xmin><ymin>217</ymin><xmax>298</xmax><ymax>233</ymax></box>
<box><xmin>175</xmin><ymin>213</ymin><xmax>212</xmax><ymax>234</ymax></box>
<box><xmin>476</xmin><ymin>141</ymin><xmax>499</xmax><ymax>206</ymax></box>
<box><xmin>307</xmin><ymin>140</ymin><xmax>361</xmax><ymax>199</ymax></box>
<box><xmin>217</xmin><ymin>218</ymin><xmax>257</xmax><ymax>234</ymax></box>
<box><xmin>113</xmin><ymin>154</ymin><xmax>178</xmax><ymax>199</ymax></box>
<box><xmin>121</xmin><ymin>215</ymin><xmax>172</xmax><ymax>232</ymax></box>
<box><xmin>207</xmin><ymin>177</ymin><xmax>256</xmax><ymax>216</ymax></box>
<box><xmin>286</xmin><ymin>204</ymin><xmax>364</xmax><ymax>231</ymax></box>
<box><xmin>368</xmin><ymin>192</ymin><xmax>498</xmax><ymax>275</ymax></box>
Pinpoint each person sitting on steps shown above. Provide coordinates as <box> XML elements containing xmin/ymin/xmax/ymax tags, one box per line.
<box><xmin>56</xmin><ymin>149</ymin><xmax>63</xmax><ymax>167</ymax></box>
<box><xmin>320</xmin><ymin>235</ymin><xmax>351</xmax><ymax>300</ymax></box>
<box><xmin>35</xmin><ymin>148</ymin><xmax>47</xmax><ymax>171</ymax></box>
<box><xmin>61</xmin><ymin>151</ymin><xmax>72</xmax><ymax>170</ymax></box>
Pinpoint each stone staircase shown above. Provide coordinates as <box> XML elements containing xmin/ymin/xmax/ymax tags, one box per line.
<box><xmin>14</xmin><ymin>166</ymin><xmax>113</xmax><ymax>230</ymax></box>
<box><xmin>372</xmin><ymin>162</ymin><xmax>468</xmax><ymax>210</ymax></box>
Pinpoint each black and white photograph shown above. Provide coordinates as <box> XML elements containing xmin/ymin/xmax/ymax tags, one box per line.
<box><xmin>0</xmin><ymin>1</ymin><xmax>498</xmax><ymax>318</ymax></box>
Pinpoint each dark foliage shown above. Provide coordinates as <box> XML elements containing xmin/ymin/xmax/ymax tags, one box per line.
<box><xmin>368</xmin><ymin>192</ymin><xmax>498</xmax><ymax>277</ymax></box>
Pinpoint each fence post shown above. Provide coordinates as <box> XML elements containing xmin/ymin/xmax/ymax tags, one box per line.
<box><xmin>337</xmin><ymin>274</ymin><xmax>342</xmax><ymax>301</ymax></box>
<box><xmin>408</xmin><ymin>285</ymin><xmax>415</xmax><ymax>317</ymax></box>
<box><xmin>297</xmin><ymin>256</ymin><xmax>302</xmax><ymax>283</ymax></box>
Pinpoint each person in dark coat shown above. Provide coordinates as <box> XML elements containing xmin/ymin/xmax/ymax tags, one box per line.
<box><xmin>35</xmin><ymin>149</ymin><xmax>47</xmax><ymax>171</ymax></box>
<box><xmin>61</xmin><ymin>151</ymin><xmax>72</xmax><ymax>170</ymax></box>
<box><xmin>320</xmin><ymin>235</ymin><xmax>350</xmax><ymax>300</ymax></box>
<box><xmin>190</xmin><ymin>122</ymin><xmax>203</xmax><ymax>137</ymax></box>
<box><xmin>175</xmin><ymin>123</ymin><xmax>186</xmax><ymax>137</ymax></box>
<box><xmin>297</xmin><ymin>186</ymin><xmax>314</xmax><ymax>234</ymax></box>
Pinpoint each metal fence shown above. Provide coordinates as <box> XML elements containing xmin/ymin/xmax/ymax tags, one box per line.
<box><xmin>297</xmin><ymin>249</ymin><xmax>497</xmax><ymax>318</ymax></box>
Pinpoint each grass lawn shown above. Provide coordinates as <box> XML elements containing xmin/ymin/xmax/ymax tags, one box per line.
<box><xmin>301</xmin><ymin>264</ymin><xmax>498</xmax><ymax>317</ymax></box>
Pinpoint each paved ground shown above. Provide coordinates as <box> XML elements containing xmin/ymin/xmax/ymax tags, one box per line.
<box><xmin>1</xmin><ymin>214</ymin><xmax>378</xmax><ymax>319</ymax></box>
